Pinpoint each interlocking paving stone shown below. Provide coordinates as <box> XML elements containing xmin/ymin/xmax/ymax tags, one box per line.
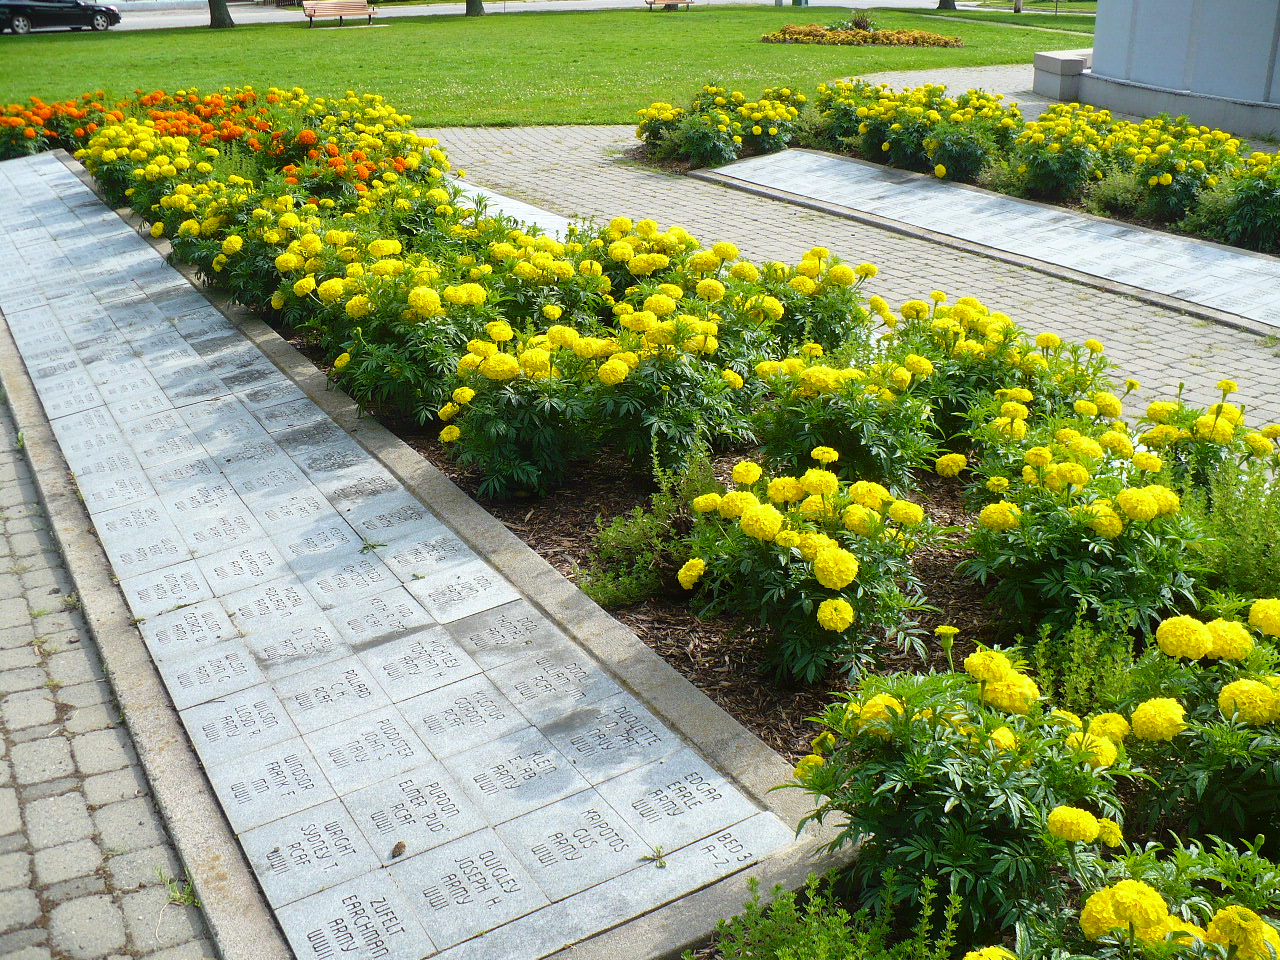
<box><xmin>1</xmin><ymin>151</ymin><xmax>796</xmax><ymax>960</ymax></box>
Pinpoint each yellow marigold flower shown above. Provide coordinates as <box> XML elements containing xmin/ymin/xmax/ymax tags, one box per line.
<box><xmin>775</xmin><ymin>530</ymin><xmax>801</xmax><ymax>549</ymax></box>
<box><xmin>826</xmin><ymin>264</ymin><xmax>855</xmax><ymax>287</ymax></box>
<box><xmin>221</xmin><ymin>234</ymin><xmax>243</xmax><ymax>255</ymax></box>
<box><xmin>1115</xmin><ymin>488</ymin><xmax>1158</xmax><ymax>522</ymax></box>
<box><xmin>964</xmin><ymin>649</ymin><xmax>1012</xmax><ymax>682</ymax></box>
<box><xmin>988</xmin><ymin>726</ymin><xmax>1018</xmax><ymax>752</ymax></box>
<box><xmin>935</xmin><ymin>453</ymin><xmax>966</xmax><ymax>477</ymax></box>
<box><xmin>677</xmin><ymin>557</ymin><xmax>706</xmax><ymax>590</ymax></box>
<box><xmin>1219</xmin><ymin>679</ymin><xmax>1277</xmax><ymax>724</ymax></box>
<box><xmin>810</xmin><ymin>446</ymin><xmax>839</xmax><ymax>465</ymax></box>
<box><xmin>934</xmin><ymin>164</ymin><xmax>947</xmax><ymax>178</ymax></box>
<box><xmin>900</xmin><ymin>299</ymin><xmax>930</xmax><ymax>321</ymax></box>
<box><xmin>1088</xmin><ymin>712</ymin><xmax>1130</xmax><ymax>742</ymax></box>
<box><xmin>982</xmin><ymin>673</ymin><xmax>1039</xmax><ymax>714</ymax></box>
<box><xmin>855</xmin><ymin>263</ymin><xmax>878</xmax><ymax>279</ymax></box>
<box><xmin>729</xmin><ymin>261</ymin><xmax>759</xmax><ymax>282</ymax></box>
<box><xmin>842</xmin><ymin>504</ymin><xmax>875</xmax><ymax>536</ymax></box>
<box><xmin>696</xmin><ymin>278</ymin><xmax>726</xmax><ymax>302</ymax></box>
<box><xmin>767</xmin><ymin>476</ymin><xmax>804</xmax><ymax>504</ymax></box>
<box><xmin>1096</xmin><ymin>818</ymin><xmax>1123</xmax><ymax>847</ymax></box>
<box><xmin>720</xmin><ymin>368</ymin><xmax>744</xmax><ymax>389</ymax></box>
<box><xmin>986</xmin><ymin>476</ymin><xmax>1010</xmax><ymax>494</ymax></box>
<box><xmin>269</xmin><ymin>290</ymin><xmax>285</xmax><ymax>310</ymax></box>
<box><xmin>1109</xmin><ymin>880</ymin><xmax>1169</xmax><ymax>935</ymax></box>
<box><xmin>1250</xmin><ymin>598</ymin><xmax>1280</xmax><ymax>637</ymax></box>
<box><xmin>1156</xmin><ymin>615</ymin><xmax>1212</xmax><ymax>659</ymax></box>
<box><xmin>740</xmin><ymin>504</ymin><xmax>785</xmax><ymax>541</ymax></box>
<box><xmin>1205</xmin><ymin>618</ymin><xmax>1253</xmax><ymax>660</ymax></box>
<box><xmin>1024</xmin><ymin>446</ymin><xmax>1053</xmax><ymax>468</ymax></box>
<box><xmin>732</xmin><ymin>461</ymin><xmax>763</xmax><ymax>485</ymax></box>
<box><xmin>929</xmin><ymin>290</ymin><xmax>947</xmax><ymax>303</ymax></box>
<box><xmin>1094</xmin><ymin>392</ymin><xmax>1123</xmax><ymax>418</ymax></box>
<box><xmin>1047</xmin><ymin>805</ymin><xmax>1100</xmax><ymax>843</ymax></box>
<box><xmin>711</xmin><ymin>241</ymin><xmax>739</xmax><ymax>260</ymax></box>
<box><xmin>541</xmin><ymin>304</ymin><xmax>563</xmax><ymax>321</ymax></box>
<box><xmin>1131</xmin><ymin>698</ymin><xmax>1187</xmax><ymax>741</ymax></box>
<box><xmin>437</xmin><ymin>402</ymin><xmax>460</xmax><ymax>422</ymax></box>
<box><xmin>1066</xmin><ymin>730</ymin><xmax>1117</xmax><ymax>769</ymax></box>
<box><xmin>597</xmin><ymin>358</ymin><xmax>629</xmax><ymax>386</ymax></box>
<box><xmin>1205</xmin><ymin>905</ymin><xmax>1280</xmax><ymax>960</ymax></box>
<box><xmin>332</xmin><ymin>352</ymin><xmax>351</xmax><ymax>371</ymax></box>
<box><xmin>1080</xmin><ymin>888</ymin><xmax>1121</xmax><ymax>941</ymax></box>
<box><xmin>439</xmin><ymin>425</ymin><xmax>460</xmax><ymax>443</ymax></box>
<box><xmin>792</xmin><ymin>753</ymin><xmax>824</xmax><ymax>783</ymax></box>
<box><xmin>1084</xmin><ymin>338</ymin><xmax>1105</xmax><ymax>353</ymax></box>
<box><xmin>816</xmin><ymin>597</ymin><xmax>855</xmax><ymax>632</ymax></box>
<box><xmin>691</xmin><ymin>493</ymin><xmax>721</xmax><ymax>514</ymax></box>
<box><xmin>478</xmin><ymin>353</ymin><xmax>521</xmax><ymax>381</ymax></box>
<box><xmin>1132</xmin><ymin>451</ymin><xmax>1163</xmax><ymax>472</ymax></box>
<box><xmin>848</xmin><ymin>481</ymin><xmax>891</xmax><ymax>510</ymax></box>
<box><xmin>486</xmin><ymin>320</ymin><xmax>514</xmax><ymax>342</ymax></box>
<box><xmin>978</xmin><ymin>501</ymin><xmax>1020</xmax><ymax>532</ymax></box>
<box><xmin>963</xmin><ymin>949</ymin><xmax>1014</xmax><ymax>960</ymax></box>
<box><xmin>800</xmin><ymin>468</ymin><xmax>839</xmax><ymax>497</ymax></box>
<box><xmin>292</xmin><ymin>275</ymin><xmax>316</xmax><ymax>298</ymax></box>
<box><xmin>717</xmin><ymin>490</ymin><xmax>758</xmax><ymax>520</ymax></box>
<box><xmin>317</xmin><ymin>277</ymin><xmax>346</xmax><ymax>304</ymax></box>
<box><xmin>904</xmin><ymin>354</ymin><xmax>933</xmax><ymax>377</ymax></box>
<box><xmin>887</xmin><ymin>500</ymin><xmax>924</xmax><ymax>526</ymax></box>
<box><xmin>452</xmin><ymin>387</ymin><xmax>476</xmax><ymax>405</ymax></box>
<box><xmin>1035</xmin><ymin>332</ymin><xmax>1062</xmax><ymax>350</ymax></box>
<box><xmin>1074</xmin><ymin>399</ymin><xmax>1099</xmax><ymax>418</ymax></box>
<box><xmin>1217</xmin><ymin>378</ymin><xmax>1239</xmax><ymax>395</ymax></box>
<box><xmin>813</xmin><ymin>546</ymin><xmax>859</xmax><ymax>590</ymax></box>
<box><xmin>345</xmin><ymin>295</ymin><xmax>372</xmax><ymax>319</ymax></box>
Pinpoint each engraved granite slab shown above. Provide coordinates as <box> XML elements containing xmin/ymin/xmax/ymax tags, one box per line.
<box><xmin>374</xmin><ymin>526</ymin><xmax>476</xmax><ymax>584</ymax></box>
<box><xmin>77</xmin><ymin>469</ymin><xmax>155</xmax><ymax>516</ymax></box>
<box><xmin>539</xmin><ymin>693</ymin><xmax>680</xmax><ymax>785</ymax></box>
<box><xmin>342</xmin><ymin>763</ymin><xmax>484</xmax><ymax>866</ymax></box>
<box><xmin>274</xmin><ymin>519</ymin><xmax>363</xmax><ymax>570</ymax></box>
<box><xmin>487</xmin><ymin>649</ymin><xmax>622</xmax><ymax>727</ymax></box>
<box><xmin>138</xmin><ymin>599</ymin><xmax>240</xmax><ymax>663</ymax></box>
<box><xmin>449</xmin><ymin>726</ymin><xmax>590</xmax><ymax>825</ymax></box>
<box><xmin>592</xmin><ymin>748</ymin><xmax>762</xmax><ymax>851</ymax></box>
<box><xmin>144</xmin><ymin>453</ymin><xmax>223</xmax><ymax>495</ymax></box>
<box><xmin>275</xmin><ymin>870</ymin><xmax>432</xmax><ymax>960</ymax></box>
<box><xmin>298</xmin><ymin>553</ymin><xmax>399</xmax><ymax>611</ymax></box>
<box><xmin>275</xmin><ymin>658</ymin><xmax>392</xmax><ymax>736</ymax></box>
<box><xmin>91</xmin><ymin>500</ymin><xmax>189</xmax><ymax>578</ymax></box>
<box><xmin>253</xmin><ymin>487</ymin><xmax>335</xmax><ymax>532</ymax></box>
<box><xmin>241</xmin><ymin>615</ymin><xmax>349</xmax><ymax>681</ymax></box>
<box><xmin>48</xmin><ymin>407</ymin><xmax>120</xmax><ymax>469</ymax></box>
<box><xmin>221</xmin><ymin>577</ymin><xmax>324</xmax><ymax>630</ymax></box>
<box><xmin>239</xmin><ymin>799</ymin><xmax>381</xmax><ymax>907</ymax></box>
<box><xmin>494</xmin><ymin>787</ymin><xmax>648</xmax><ymax>901</ymax></box>
<box><xmin>398</xmin><ymin>676</ymin><xmax>527</xmax><ymax>760</ymax></box>
<box><xmin>304</xmin><ymin>707</ymin><xmax>432</xmax><ymax>795</ymax></box>
<box><xmin>197</xmin><ymin>541</ymin><xmax>291</xmax><ymax>597</ymax></box>
<box><xmin>161</xmin><ymin>372</ymin><xmax>229</xmax><ymax>407</ymax></box>
<box><xmin>178</xmin><ymin>684</ymin><xmax>298</xmax><ymax>767</ymax></box>
<box><xmin>225</xmin><ymin>458</ymin><xmax>311</xmax><ymax>504</ymax></box>
<box><xmin>106</xmin><ymin>388</ymin><xmax>174</xmax><ymax>424</ymax></box>
<box><xmin>119</xmin><ymin>560</ymin><xmax>213</xmax><ymax>620</ymax></box>
<box><xmin>445</xmin><ymin>601</ymin><xmax>572</xmax><ymax>671</ymax></box>
<box><xmin>204</xmin><ymin>736</ymin><xmax>335</xmax><ymax>832</ymax></box>
<box><xmin>236</xmin><ymin>378</ymin><xmax>309</xmax><ymax>412</ymax></box>
<box><xmin>358</xmin><ymin>628</ymin><xmax>480</xmax><ymax>703</ymax></box>
<box><xmin>252</xmin><ymin>397</ymin><xmax>328</xmax><ymax>434</ymax></box>
<box><xmin>180</xmin><ymin>505</ymin><xmax>267</xmax><ymax>558</ymax></box>
<box><xmin>339</xmin><ymin>491</ymin><xmax>438</xmax><ymax>543</ymax></box>
<box><xmin>405</xmin><ymin>560</ymin><xmax>520</xmax><ymax>624</ymax></box>
<box><xmin>328</xmin><ymin>587</ymin><xmax>434</xmax><ymax>647</ymax></box>
<box><xmin>156</xmin><ymin>641</ymin><xmax>266</xmax><ymax>710</ymax></box>
<box><xmin>323</xmin><ymin>471</ymin><xmax>401</xmax><ymax>515</ymax></box>
<box><xmin>387</xmin><ymin>828</ymin><xmax>548</xmax><ymax>950</ymax></box>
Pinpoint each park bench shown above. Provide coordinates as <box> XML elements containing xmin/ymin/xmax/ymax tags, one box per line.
<box><xmin>644</xmin><ymin>0</ymin><xmax>694</xmax><ymax>10</ymax></box>
<box><xmin>302</xmin><ymin>0</ymin><xmax>376</xmax><ymax>25</ymax></box>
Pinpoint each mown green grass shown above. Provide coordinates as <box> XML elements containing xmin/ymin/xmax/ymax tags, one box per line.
<box><xmin>906</xmin><ymin>9</ymin><xmax>1095</xmax><ymax>33</ymax></box>
<box><xmin>0</xmin><ymin>7</ymin><xmax>1085</xmax><ymax>125</ymax></box>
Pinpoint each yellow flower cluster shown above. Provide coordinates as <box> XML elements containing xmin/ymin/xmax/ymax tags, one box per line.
<box><xmin>964</xmin><ymin>648</ymin><xmax>1039</xmax><ymax>714</ymax></box>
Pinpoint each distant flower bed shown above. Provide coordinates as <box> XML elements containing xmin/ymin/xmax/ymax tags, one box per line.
<box><xmin>635</xmin><ymin>79</ymin><xmax>1280</xmax><ymax>255</ymax></box>
<box><xmin>761</xmin><ymin>24</ymin><xmax>963</xmax><ymax>47</ymax></box>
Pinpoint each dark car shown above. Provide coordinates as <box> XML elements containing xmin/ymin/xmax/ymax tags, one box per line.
<box><xmin>0</xmin><ymin>0</ymin><xmax>121</xmax><ymax>33</ymax></box>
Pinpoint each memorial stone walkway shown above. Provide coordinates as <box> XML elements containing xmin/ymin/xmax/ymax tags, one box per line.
<box><xmin>0</xmin><ymin>152</ymin><xmax>801</xmax><ymax>960</ymax></box>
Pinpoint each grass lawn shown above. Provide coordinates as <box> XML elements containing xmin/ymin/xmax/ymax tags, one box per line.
<box><xmin>906</xmin><ymin>9</ymin><xmax>1095</xmax><ymax>33</ymax></box>
<box><xmin>0</xmin><ymin>7</ymin><xmax>1085</xmax><ymax>125</ymax></box>
<box><xmin>973</xmin><ymin>0</ymin><xmax>1097</xmax><ymax>10</ymax></box>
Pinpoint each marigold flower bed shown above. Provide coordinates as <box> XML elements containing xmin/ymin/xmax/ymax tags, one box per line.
<box><xmin>761</xmin><ymin>24</ymin><xmax>963</xmax><ymax>47</ymax></box>
<box><xmin>5</xmin><ymin>84</ymin><xmax>1279</xmax><ymax>960</ymax></box>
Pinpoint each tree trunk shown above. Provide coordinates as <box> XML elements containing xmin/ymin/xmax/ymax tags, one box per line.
<box><xmin>936</xmin><ymin>0</ymin><xmax>957</xmax><ymax>8</ymax></box>
<box><xmin>465</xmin><ymin>0</ymin><xmax>484</xmax><ymax>15</ymax></box>
<box><xmin>1013</xmin><ymin>0</ymin><xmax>1024</xmax><ymax>10</ymax></box>
<box><xmin>208</xmin><ymin>0</ymin><xmax>235</xmax><ymax>28</ymax></box>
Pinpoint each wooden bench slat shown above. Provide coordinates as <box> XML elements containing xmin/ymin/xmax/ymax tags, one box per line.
<box><xmin>302</xmin><ymin>0</ymin><xmax>375</xmax><ymax>26</ymax></box>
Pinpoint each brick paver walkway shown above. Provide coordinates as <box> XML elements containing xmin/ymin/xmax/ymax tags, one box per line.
<box><xmin>0</xmin><ymin>396</ymin><xmax>213</xmax><ymax>960</ymax></box>
<box><xmin>432</xmin><ymin>124</ymin><xmax>1280</xmax><ymax>426</ymax></box>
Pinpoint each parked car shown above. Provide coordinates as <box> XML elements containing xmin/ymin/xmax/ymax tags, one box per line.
<box><xmin>0</xmin><ymin>0</ymin><xmax>121</xmax><ymax>33</ymax></box>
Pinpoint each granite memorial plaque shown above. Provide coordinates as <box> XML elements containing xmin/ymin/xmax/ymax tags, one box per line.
<box><xmin>204</xmin><ymin>736</ymin><xmax>334</xmax><ymax>832</ymax></box>
<box><xmin>156</xmin><ymin>641</ymin><xmax>265</xmax><ymax>710</ymax></box>
<box><xmin>179</xmin><ymin>684</ymin><xmax>298</xmax><ymax>767</ymax></box>
<box><xmin>119</xmin><ymin>560</ymin><xmax>213</xmax><ymax>620</ymax></box>
<box><xmin>295</xmin><ymin>442</ymin><xmax>369</xmax><ymax>481</ymax></box>
<box><xmin>495</xmin><ymin>787</ymin><xmax>647</xmax><ymax>901</ymax></box>
<box><xmin>181</xmin><ymin>505</ymin><xmax>267</xmax><ymax>557</ymax></box>
<box><xmin>276</xmin><ymin>658</ymin><xmax>392</xmax><ymax>736</ymax></box>
<box><xmin>193</xmin><ymin>409</ymin><xmax>269</xmax><ymax>457</ymax></box>
<box><xmin>39</xmin><ymin>380</ymin><xmax>101</xmax><ymax>419</ymax></box>
<box><xmin>304</xmin><ymin>706</ymin><xmax>432</xmax><ymax>794</ymax></box>
<box><xmin>342</xmin><ymin>763</ymin><xmax>484</xmax><ymax>865</ymax></box>
<box><xmin>160</xmin><ymin>373</ymin><xmax>228</xmax><ymax>407</ymax></box>
<box><xmin>358</xmin><ymin>628</ymin><xmax>479</xmax><ymax>703</ymax></box>
<box><xmin>275</xmin><ymin>520</ymin><xmax>362</xmax><ymax>568</ymax></box>
<box><xmin>219</xmin><ymin>362</ymin><xmax>286</xmax><ymax>393</ymax></box>
<box><xmin>300</xmin><ymin>554</ymin><xmax>398</xmax><ymax>610</ymax></box>
<box><xmin>593</xmin><ymin>748</ymin><xmax>761</xmax><ymax>851</ymax></box>
<box><xmin>241</xmin><ymin>615</ymin><xmax>348</xmax><ymax>680</ymax></box>
<box><xmin>48</xmin><ymin>407</ymin><xmax>119</xmax><ymax>468</ymax></box>
<box><xmin>226</xmin><ymin>459</ymin><xmax>310</xmax><ymax>503</ymax></box>
<box><xmin>449</xmin><ymin>726</ymin><xmax>589</xmax><ymax>825</ymax></box>
<box><xmin>330</xmin><ymin>587</ymin><xmax>434</xmax><ymax>647</ymax></box>
<box><xmin>144</xmin><ymin>454</ymin><xmax>224</xmax><ymax>496</ymax></box>
<box><xmin>340</xmin><ymin>491</ymin><xmax>437</xmax><ymax>543</ymax></box>
<box><xmin>29</xmin><ymin>356</ymin><xmax>83</xmax><ymax>382</ymax></box>
<box><xmin>255</xmin><ymin>488</ymin><xmax>335</xmax><ymax>530</ymax></box>
<box><xmin>106</xmin><ymin>388</ymin><xmax>174</xmax><ymax>424</ymax></box>
<box><xmin>540</xmin><ymin>693</ymin><xmax>679</xmax><ymax>785</ymax></box>
<box><xmin>375</xmin><ymin>527</ymin><xmax>476</xmax><ymax>583</ymax></box>
<box><xmin>399</xmin><ymin>677</ymin><xmax>526</xmax><ymax>759</ymax></box>
<box><xmin>237</xmin><ymin>379</ymin><xmax>309</xmax><ymax>411</ymax></box>
<box><xmin>445</xmin><ymin>601</ymin><xmax>571</xmax><ymax>670</ymax></box>
<box><xmin>487</xmin><ymin>649</ymin><xmax>621</xmax><ymax>727</ymax></box>
<box><xmin>197</xmin><ymin>541</ymin><xmax>290</xmax><ymax>597</ymax></box>
<box><xmin>128</xmin><ymin>424</ymin><xmax>204</xmax><ymax>469</ymax></box>
<box><xmin>323</xmin><ymin>471</ymin><xmax>400</xmax><ymax>513</ymax></box>
<box><xmin>252</xmin><ymin>397</ymin><xmax>327</xmax><ymax>434</ymax></box>
<box><xmin>92</xmin><ymin>500</ymin><xmax>189</xmax><ymax>577</ymax></box>
<box><xmin>98</xmin><ymin>371</ymin><xmax>164</xmax><ymax>408</ymax></box>
<box><xmin>405</xmin><ymin>560</ymin><xmax>520</xmax><ymax>624</ymax></box>
<box><xmin>78</xmin><ymin>470</ymin><xmax>155</xmax><ymax>515</ymax></box>
<box><xmin>139</xmin><ymin>599</ymin><xmax>239</xmax><ymax>663</ymax></box>
<box><xmin>274</xmin><ymin>870</ymin><xmax>432</xmax><ymax>960</ymax></box>
<box><xmin>387</xmin><ymin>828</ymin><xmax>548</xmax><ymax>951</ymax></box>
<box><xmin>240</xmin><ymin>799</ymin><xmax>381</xmax><ymax>907</ymax></box>
<box><xmin>221</xmin><ymin>578</ymin><xmax>324</xmax><ymax>630</ymax></box>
